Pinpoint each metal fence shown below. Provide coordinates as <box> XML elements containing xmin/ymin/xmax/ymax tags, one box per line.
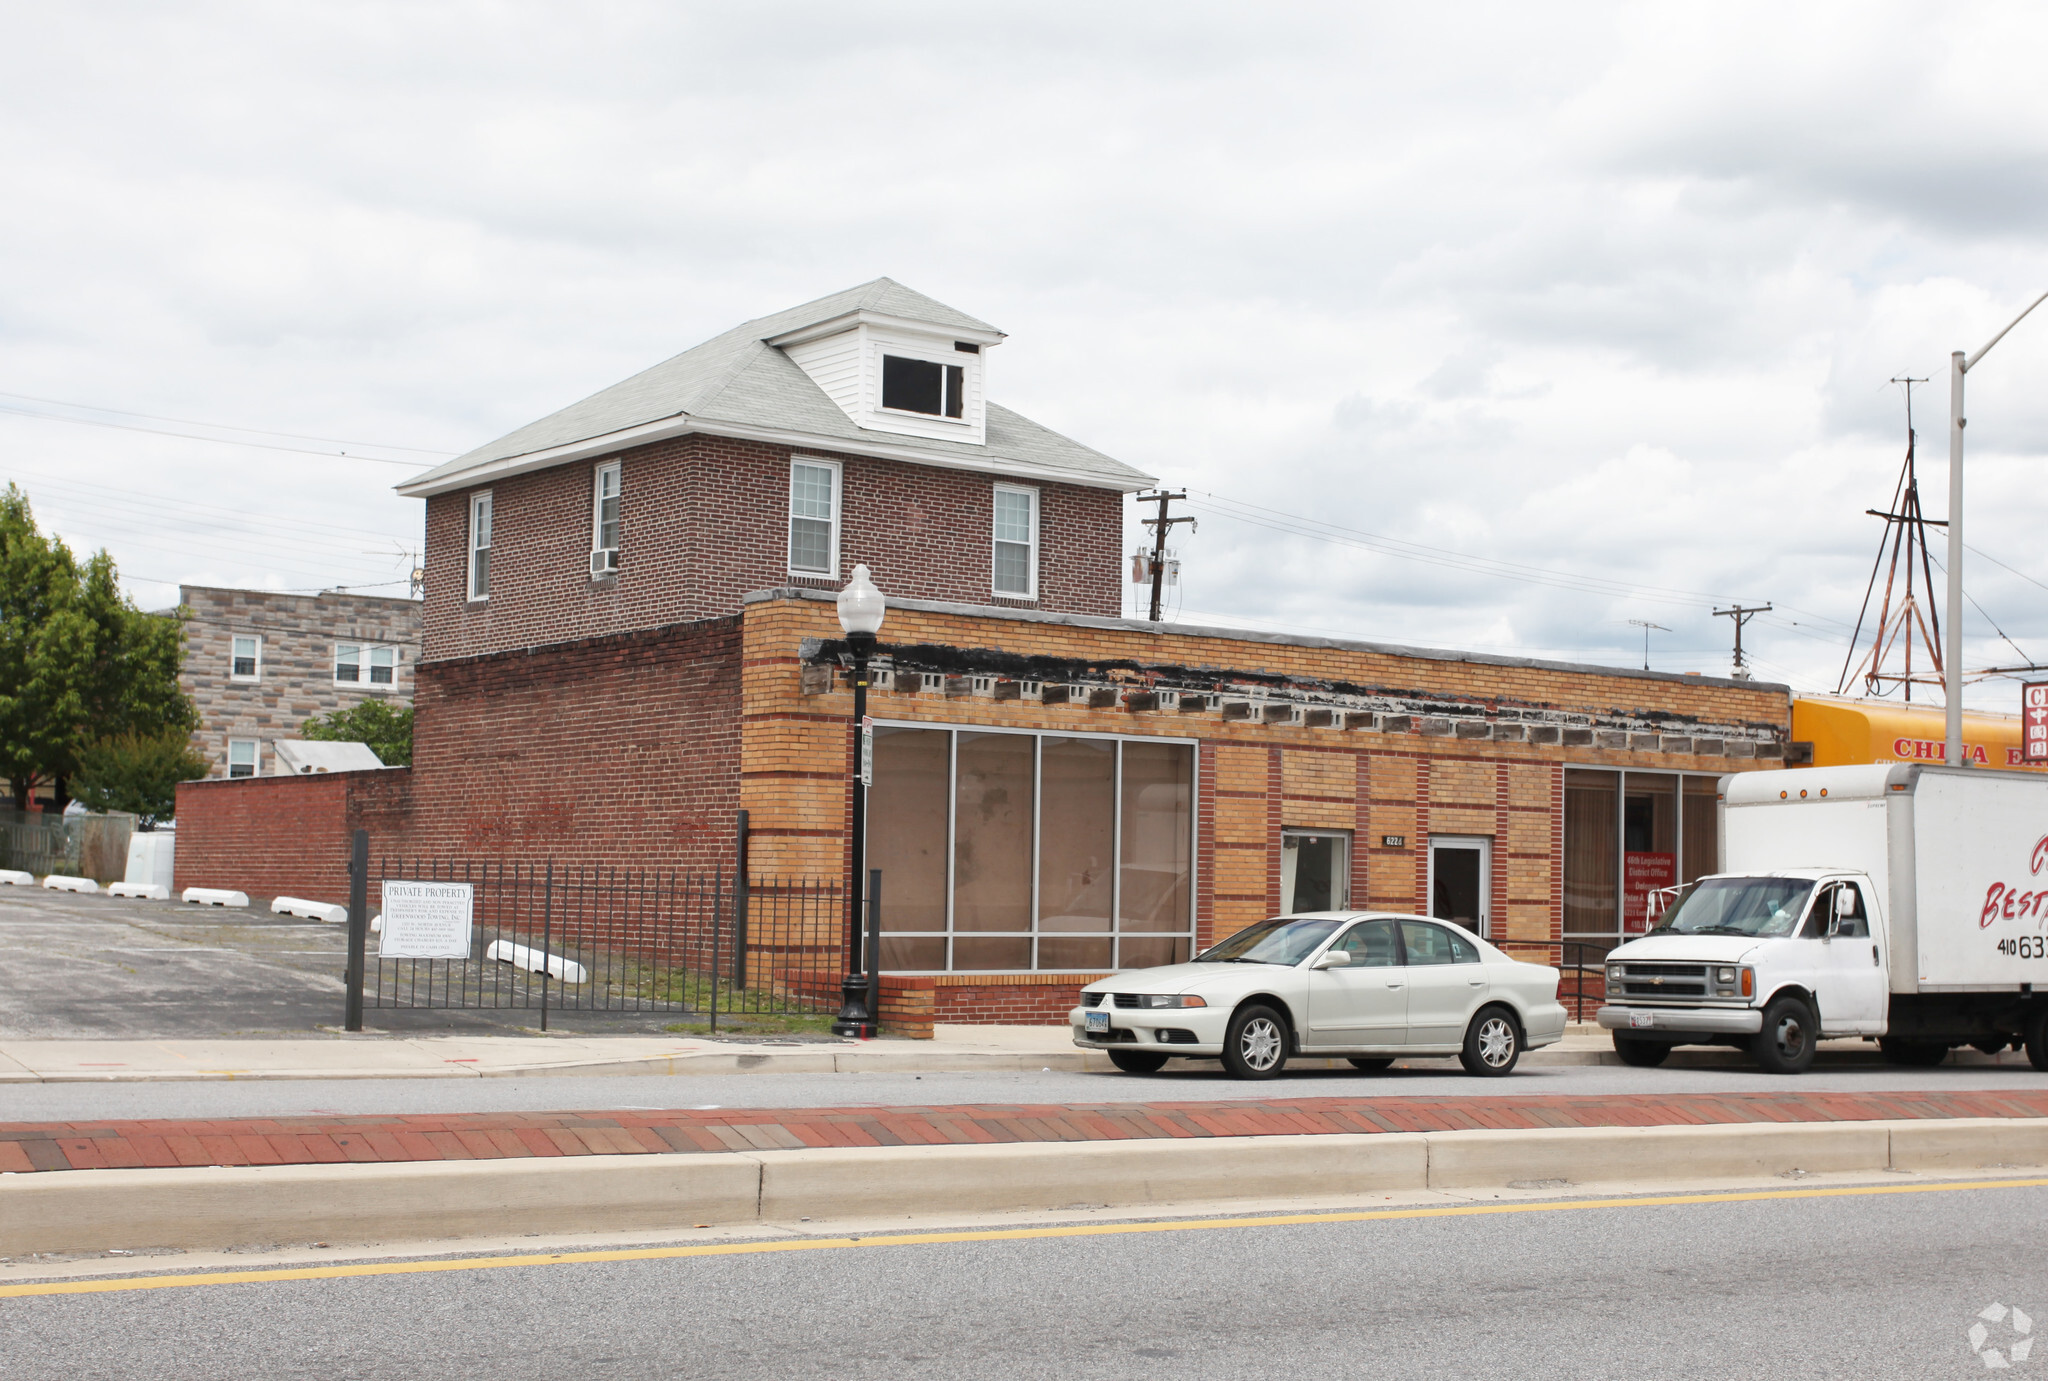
<box><xmin>343</xmin><ymin>848</ymin><xmax>845</xmax><ymax>1031</ymax></box>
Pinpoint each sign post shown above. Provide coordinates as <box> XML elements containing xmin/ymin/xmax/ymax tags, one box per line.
<box><xmin>2025</xmin><ymin>684</ymin><xmax>2048</xmax><ymax>765</ymax></box>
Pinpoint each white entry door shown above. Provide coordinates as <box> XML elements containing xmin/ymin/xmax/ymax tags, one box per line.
<box><xmin>1428</xmin><ymin>836</ymin><xmax>1492</xmax><ymax>940</ymax></box>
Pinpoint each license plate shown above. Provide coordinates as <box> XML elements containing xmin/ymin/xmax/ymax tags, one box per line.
<box><xmin>1629</xmin><ymin>1013</ymin><xmax>1655</xmax><ymax>1029</ymax></box>
<box><xmin>1085</xmin><ymin>1010</ymin><xmax>1111</xmax><ymax>1034</ymax></box>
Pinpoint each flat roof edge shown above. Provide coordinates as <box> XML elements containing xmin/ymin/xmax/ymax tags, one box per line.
<box><xmin>740</xmin><ymin>587</ymin><xmax>1791</xmax><ymax>694</ymax></box>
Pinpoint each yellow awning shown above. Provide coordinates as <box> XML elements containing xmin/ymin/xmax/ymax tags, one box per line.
<box><xmin>1792</xmin><ymin>694</ymin><xmax>2044</xmax><ymax>772</ymax></box>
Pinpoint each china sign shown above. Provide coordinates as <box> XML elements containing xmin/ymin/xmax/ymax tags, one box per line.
<box><xmin>2025</xmin><ymin>684</ymin><xmax>2048</xmax><ymax>765</ymax></box>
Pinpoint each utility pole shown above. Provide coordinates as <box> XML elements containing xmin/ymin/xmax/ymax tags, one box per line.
<box><xmin>1714</xmin><ymin>604</ymin><xmax>1771</xmax><ymax>681</ymax></box>
<box><xmin>1945</xmin><ymin>289</ymin><xmax>2048</xmax><ymax>766</ymax></box>
<box><xmin>1627</xmin><ymin>619</ymin><xmax>1670</xmax><ymax>671</ymax></box>
<box><xmin>1136</xmin><ymin>491</ymin><xmax>1194</xmax><ymax>622</ymax></box>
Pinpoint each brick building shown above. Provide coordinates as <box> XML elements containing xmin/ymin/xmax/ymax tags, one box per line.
<box><xmin>178</xmin><ymin>585</ymin><xmax>421</xmax><ymax>779</ymax></box>
<box><xmin>175</xmin><ymin>279</ymin><xmax>1794</xmax><ymax>1024</ymax></box>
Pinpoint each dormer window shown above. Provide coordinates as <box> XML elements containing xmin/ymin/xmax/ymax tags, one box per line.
<box><xmin>882</xmin><ymin>355</ymin><xmax>964</xmax><ymax>419</ymax></box>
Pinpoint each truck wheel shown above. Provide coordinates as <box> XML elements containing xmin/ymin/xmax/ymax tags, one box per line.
<box><xmin>1878</xmin><ymin>1038</ymin><xmax>1949</xmax><ymax>1067</ymax></box>
<box><xmin>1613</xmin><ymin>1037</ymin><xmax>1670</xmax><ymax>1068</ymax></box>
<box><xmin>1107</xmin><ymin>1050</ymin><xmax>1169</xmax><ymax>1073</ymax></box>
<box><xmin>2027</xmin><ymin>1008</ymin><xmax>2048</xmax><ymax>1073</ymax></box>
<box><xmin>1750</xmin><ymin>995</ymin><xmax>1818</xmax><ymax>1074</ymax></box>
<box><xmin>1459</xmin><ymin>1006</ymin><xmax>1522</xmax><ymax>1076</ymax></box>
<box><xmin>1221</xmin><ymin>1004</ymin><xmax>1290</xmax><ymax>1080</ymax></box>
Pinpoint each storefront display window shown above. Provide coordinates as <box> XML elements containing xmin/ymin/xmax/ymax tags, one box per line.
<box><xmin>869</xmin><ymin>724</ymin><xmax>1196</xmax><ymax>971</ymax></box>
<box><xmin>1564</xmin><ymin>766</ymin><xmax>1721</xmax><ymax>943</ymax></box>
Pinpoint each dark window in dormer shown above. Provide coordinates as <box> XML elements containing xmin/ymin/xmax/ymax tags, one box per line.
<box><xmin>883</xmin><ymin>355</ymin><xmax>964</xmax><ymax>418</ymax></box>
<box><xmin>954</xmin><ymin>342</ymin><xmax>980</xmax><ymax>353</ymax></box>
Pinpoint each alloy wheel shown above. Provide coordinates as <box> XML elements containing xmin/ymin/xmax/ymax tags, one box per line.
<box><xmin>1476</xmin><ymin>1016</ymin><xmax>1516</xmax><ymax>1068</ymax></box>
<box><xmin>1239</xmin><ymin>1016</ymin><xmax>1283</xmax><ymax>1072</ymax></box>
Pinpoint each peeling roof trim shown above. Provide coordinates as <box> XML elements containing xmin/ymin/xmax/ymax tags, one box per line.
<box><xmin>397</xmin><ymin>414</ymin><xmax>1156</xmax><ymax>498</ymax></box>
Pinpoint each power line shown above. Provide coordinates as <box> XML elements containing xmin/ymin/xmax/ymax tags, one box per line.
<box><xmin>0</xmin><ymin>401</ymin><xmax>445</xmax><ymax>466</ymax></box>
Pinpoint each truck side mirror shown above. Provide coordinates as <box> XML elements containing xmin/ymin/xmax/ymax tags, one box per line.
<box><xmin>1836</xmin><ymin>888</ymin><xmax>1857</xmax><ymax>917</ymax></box>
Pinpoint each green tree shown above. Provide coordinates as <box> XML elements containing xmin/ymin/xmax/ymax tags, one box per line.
<box><xmin>71</xmin><ymin>728</ymin><xmax>210</xmax><ymax>828</ymax></box>
<box><xmin>300</xmin><ymin>698</ymin><xmax>413</xmax><ymax>767</ymax></box>
<box><xmin>0</xmin><ymin>485</ymin><xmax>196</xmax><ymax>810</ymax></box>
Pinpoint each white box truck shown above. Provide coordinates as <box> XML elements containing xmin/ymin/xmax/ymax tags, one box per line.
<box><xmin>1597</xmin><ymin>763</ymin><xmax>2048</xmax><ymax>1073</ymax></box>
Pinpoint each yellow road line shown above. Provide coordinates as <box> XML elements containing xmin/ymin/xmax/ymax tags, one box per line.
<box><xmin>8</xmin><ymin>1176</ymin><xmax>2047</xmax><ymax>1300</ymax></box>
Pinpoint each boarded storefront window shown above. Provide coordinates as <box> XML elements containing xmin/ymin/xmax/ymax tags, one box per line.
<box><xmin>869</xmin><ymin>725</ymin><xmax>1195</xmax><ymax>971</ymax></box>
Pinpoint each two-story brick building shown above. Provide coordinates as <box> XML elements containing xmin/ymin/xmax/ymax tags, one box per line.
<box><xmin>175</xmin><ymin>279</ymin><xmax>1794</xmax><ymax>1024</ymax></box>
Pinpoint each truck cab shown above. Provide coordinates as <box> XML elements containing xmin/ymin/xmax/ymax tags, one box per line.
<box><xmin>1599</xmin><ymin>869</ymin><xmax>1889</xmax><ymax>1073</ymax></box>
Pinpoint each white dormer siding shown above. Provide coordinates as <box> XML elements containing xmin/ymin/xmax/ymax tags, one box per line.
<box><xmin>773</xmin><ymin>312</ymin><xmax>999</xmax><ymax>447</ymax></box>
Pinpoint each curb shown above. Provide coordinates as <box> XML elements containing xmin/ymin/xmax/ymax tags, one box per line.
<box><xmin>5</xmin><ymin>1117</ymin><xmax>2045</xmax><ymax>1256</ymax></box>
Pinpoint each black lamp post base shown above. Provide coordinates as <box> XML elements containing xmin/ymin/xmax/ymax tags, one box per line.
<box><xmin>831</xmin><ymin>972</ymin><xmax>875</xmax><ymax>1039</ymax></box>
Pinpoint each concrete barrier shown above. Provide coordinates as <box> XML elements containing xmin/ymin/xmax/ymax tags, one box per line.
<box><xmin>271</xmin><ymin>896</ymin><xmax>346</xmax><ymax>924</ymax></box>
<box><xmin>486</xmin><ymin>940</ymin><xmax>588</xmax><ymax>984</ymax></box>
<box><xmin>3</xmin><ymin>1120</ymin><xmax>2037</xmax><ymax>1256</ymax></box>
<box><xmin>41</xmin><ymin>875</ymin><xmax>98</xmax><ymax>894</ymax></box>
<box><xmin>0</xmin><ymin>869</ymin><xmax>35</xmax><ymax>886</ymax></box>
<box><xmin>107</xmin><ymin>882</ymin><xmax>170</xmax><ymax>900</ymax></box>
<box><xmin>181</xmin><ymin>887</ymin><xmax>250</xmax><ymax>907</ymax></box>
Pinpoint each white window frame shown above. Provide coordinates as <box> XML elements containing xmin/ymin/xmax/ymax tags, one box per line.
<box><xmin>334</xmin><ymin>642</ymin><xmax>400</xmax><ymax>690</ymax></box>
<box><xmin>991</xmin><ymin>483</ymin><xmax>1039</xmax><ymax>600</ymax></box>
<box><xmin>229</xmin><ymin>634</ymin><xmax>262</xmax><ymax>682</ymax></box>
<box><xmin>877</xmin><ymin>348</ymin><xmax>971</xmax><ymax>422</ymax></box>
<box><xmin>591</xmin><ymin>461</ymin><xmax>621</xmax><ymax>557</ymax></box>
<box><xmin>227</xmin><ymin>739</ymin><xmax>259</xmax><ymax>778</ymax></box>
<box><xmin>788</xmin><ymin>457</ymin><xmax>842</xmax><ymax>578</ymax></box>
<box><xmin>468</xmin><ymin>491</ymin><xmax>492</xmax><ymax>602</ymax></box>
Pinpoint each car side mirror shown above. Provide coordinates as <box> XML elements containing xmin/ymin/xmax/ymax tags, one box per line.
<box><xmin>1313</xmin><ymin>950</ymin><xmax>1352</xmax><ymax>970</ymax></box>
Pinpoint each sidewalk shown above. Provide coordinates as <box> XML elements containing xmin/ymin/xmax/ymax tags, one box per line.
<box><xmin>0</xmin><ymin>1026</ymin><xmax>2033</xmax><ymax>1083</ymax></box>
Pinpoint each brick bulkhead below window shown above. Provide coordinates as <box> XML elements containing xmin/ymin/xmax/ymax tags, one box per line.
<box><xmin>421</xmin><ymin>434</ymin><xmax>1123</xmax><ymax>662</ymax></box>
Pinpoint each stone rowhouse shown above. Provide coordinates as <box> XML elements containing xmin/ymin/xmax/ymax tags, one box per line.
<box><xmin>176</xmin><ymin>584</ymin><xmax>421</xmax><ymax>780</ymax></box>
<box><xmin>173</xmin><ymin>277</ymin><xmax>1793</xmax><ymax>1025</ymax></box>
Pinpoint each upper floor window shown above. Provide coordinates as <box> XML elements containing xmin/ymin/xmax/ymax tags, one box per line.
<box><xmin>992</xmin><ymin>485</ymin><xmax>1038</xmax><ymax>598</ymax></box>
<box><xmin>230</xmin><ymin>634</ymin><xmax>261</xmax><ymax>681</ymax></box>
<box><xmin>468</xmin><ymin>492</ymin><xmax>492</xmax><ymax>600</ymax></box>
<box><xmin>227</xmin><ymin>739</ymin><xmax>259</xmax><ymax>778</ymax></box>
<box><xmin>789</xmin><ymin>459</ymin><xmax>840</xmax><ymax>576</ymax></box>
<box><xmin>592</xmin><ymin>462</ymin><xmax>621</xmax><ymax>556</ymax></box>
<box><xmin>335</xmin><ymin>643</ymin><xmax>398</xmax><ymax>688</ymax></box>
<box><xmin>881</xmin><ymin>355</ymin><xmax>964</xmax><ymax>419</ymax></box>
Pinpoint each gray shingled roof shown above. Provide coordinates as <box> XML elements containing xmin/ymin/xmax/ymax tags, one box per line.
<box><xmin>399</xmin><ymin>279</ymin><xmax>1153</xmax><ymax>496</ymax></box>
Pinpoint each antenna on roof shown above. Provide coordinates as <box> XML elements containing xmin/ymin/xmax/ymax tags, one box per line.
<box><xmin>1627</xmin><ymin>619</ymin><xmax>1671</xmax><ymax>671</ymax></box>
<box><xmin>1837</xmin><ymin>377</ymin><xmax>1945</xmax><ymax>700</ymax></box>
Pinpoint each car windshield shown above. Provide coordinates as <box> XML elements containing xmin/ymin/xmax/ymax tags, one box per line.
<box><xmin>1656</xmin><ymin>877</ymin><xmax>1815</xmax><ymax>938</ymax></box>
<box><xmin>1194</xmin><ymin>918</ymin><xmax>1340</xmax><ymax>966</ymax></box>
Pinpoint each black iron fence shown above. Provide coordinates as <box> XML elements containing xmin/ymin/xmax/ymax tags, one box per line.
<box><xmin>341</xmin><ymin>837</ymin><xmax>844</xmax><ymax>1032</ymax></box>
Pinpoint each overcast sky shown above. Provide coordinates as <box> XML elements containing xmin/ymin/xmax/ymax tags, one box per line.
<box><xmin>4</xmin><ymin>3</ymin><xmax>2045</xmax><ymax>708</ymax></box>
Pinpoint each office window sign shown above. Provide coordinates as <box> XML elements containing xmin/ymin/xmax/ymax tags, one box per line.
<box><xmin>2025</xmin><ymin>684</ymin><xmax>2048</xmax><ymax>764</ymax></box>
<box><xmin>1622</xmin><ymin>852</ymin><xmax>1677</xmax><ymax>934</ymax></box>
<box><xmin>378</xmin><ymin>881</ymin><xmax>474</xmax><ymax>959</ymax></box>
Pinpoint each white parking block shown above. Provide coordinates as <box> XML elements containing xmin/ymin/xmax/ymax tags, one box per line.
<box><xmin>0</xmin><ymin>869</ymin><xmax>33</xmax><ymax>886</ymax></box>
<box><xmin>107</xmin><ymin>882</ymin><xmax>171</xmax><ymax>900</ymax></box>
<box><xmin>271</xmin><ymin>896</ymin><xmax>347</xmax><ymax>924</ymax></box>
<box><xmin>484</xmin><ymin>939</ymin><xmax>588</xmax><ymax>984</ymax></box>
<box><xmin>370</xmin><ymin>913</ymin><xmax>382</xmax><ymax>933</ymax></box>
<box><xmin>41</xmin><ymin>875</ymin><xmax>98</xmax><ymax>895</ymax></box>
<box><xmin>181</xmin><ymin>887</ymin><xmax>250</xmax><ymax>908</ymax></box>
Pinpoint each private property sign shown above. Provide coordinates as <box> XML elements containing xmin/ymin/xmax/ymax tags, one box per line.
<box><xmin>377</xmin><ymin>880</ymin><xmax>474</xmax><ymax>959</ymax></box>
<box><xmin>2026</xmin><ymin>684</ymin><xmax>2048</xmax><ymax>765</ymax></box>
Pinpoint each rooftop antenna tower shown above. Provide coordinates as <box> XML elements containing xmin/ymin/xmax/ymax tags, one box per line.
<box><xmin>1838</xmin><ymin>377</ymin><xmax>1946</xmax><ymax>701</ymax></box>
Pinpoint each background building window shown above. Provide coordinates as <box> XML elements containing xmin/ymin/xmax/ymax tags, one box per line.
<box><xmin>870</xmin><ymin>725</ymin><xmax>1196</xmax><ymax>972</ymax></box>
<box><xmin>788</xmin><ymin>459</ymin><xmax>839</xmax><ymax>575</ymax></box>
<box><xmin>468</xmin><ymin>492</ymin><xmax>492</xmax><ymax>600</ymax></box>
<box><xmin>230</xmin><ymin>634</ymin><xmax>260</xmax><ymax>680</ymax></box>
<box><xmin>335</xmin><ymin>643</ymin><xmax>398</xmax><ymax>687</ymax></box>
<box><xmin>592</xmin><ymin>461</ymin><xmax>621</xmax><ymax>554</ymax></box>
<box><xmin>227</xmin><ymin>739</ymin><xmax>258</xmax><ymax>778</ymax></box>
<box><xmin>881</xmin><ymin>354</ymin><xmax>964</xmax><ymax>418</ymax></box>
<box><xmin>1564</xmin><ymin>767</ymin><xmax>1719</xmax><ymax>950</ymax></box>
<box><xmin>992</xmin><ymin>485</ymin><xmax>1037</xmax><ymax>597</ymax></box>
<box><xmin>1281</xmin><ymin>830</ymin><xmax>1351</xmax><ymax>914</ymax></box>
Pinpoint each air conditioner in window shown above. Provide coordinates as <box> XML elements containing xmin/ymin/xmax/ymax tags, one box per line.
<box><xmin>590</xmin><ymin>548</ymin><xmax>620</xmax><ymax>577</ymax></box>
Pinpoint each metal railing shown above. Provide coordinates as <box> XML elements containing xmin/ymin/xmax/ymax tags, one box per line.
<box><xmin>1557</xmin><ymin>939</ymin><xmax>1614</xmax><ymax>1021</ymax></box>
<box><xmin>342</xmin><ymin>845</ymin><xmax>843</xmax><ymax>1032</ymax></box>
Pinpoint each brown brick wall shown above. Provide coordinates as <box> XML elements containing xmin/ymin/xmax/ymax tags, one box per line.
<box><xmin>423</xmin><ymin>435</ymin><xmax>1123</xmax><ymax>663</ymax></box>
<box><xmin>173</xmin><ymin>768</ymin><xmax>414</xmax><ymax>900</ymax></box>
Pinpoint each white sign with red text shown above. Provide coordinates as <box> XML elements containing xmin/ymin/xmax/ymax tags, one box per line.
<box><xmin>2024</xmin><ymin>683</ymin><xmax>2048</xmax><ymax>765</ymax></box>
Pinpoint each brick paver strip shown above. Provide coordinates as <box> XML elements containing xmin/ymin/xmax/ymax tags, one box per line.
<box><xmin>3</xmin><ymin>1090</ymin><xmax>2046</xmax><ymax>1174</ymax></box>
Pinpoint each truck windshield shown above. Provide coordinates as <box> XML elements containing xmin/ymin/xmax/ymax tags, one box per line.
<box><xmin>1195</xmin><ymin>918</ymin><xmax>1340</xmax><ymax>966</ymax></box>
<box><xmin>1656</xmin><ymin>878</ymin><xmax>1815</xmax><ymax>938</ymax></box>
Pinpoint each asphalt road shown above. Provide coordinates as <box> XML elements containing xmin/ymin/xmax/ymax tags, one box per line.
<box><xmin>0</xmin><ymin>888</ymin><xmax>682</xmax><ymax>1038</ymax></box>
<box><xmin>4</xmin><ymin>1178</ymin><xmax>2042</xmax><ymax>1377</ymax></box>
<box><xmin>9</xmin><ymin>1059</ymin><xmax>2048</xmax><ymax>1122</ymax></box>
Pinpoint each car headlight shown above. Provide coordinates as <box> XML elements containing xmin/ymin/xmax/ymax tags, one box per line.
<box><xmin>1717</xmin><ymin>967</ymin><xmax>1737</xmax><ymax>983</ymax></box>
<box><xmin>1606</xmin><ymin>965</ymin><xmax>1624</xmax><ymax>983</ymax></box>
<box><xmin>1139</xmin><ymin>994</ymin><xmax>1207</xmax><ymax>1009</ymax></box>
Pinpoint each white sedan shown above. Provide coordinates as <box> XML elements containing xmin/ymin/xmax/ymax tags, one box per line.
<box><xmin>1070</xmin><ymin>912</ymin><xmax>1568</xmax><ymax>1079</ymax></box>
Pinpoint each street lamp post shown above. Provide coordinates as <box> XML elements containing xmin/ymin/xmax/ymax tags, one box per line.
<box><xmin>1944</xmin><ymin>289</ymin><xmax>2048</xmax><ymax>767</ymax></box>
<box><xmin>831</xmin><ymin>565</ymin><xmax>885</xmax><ymax>1038</ymax></box>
